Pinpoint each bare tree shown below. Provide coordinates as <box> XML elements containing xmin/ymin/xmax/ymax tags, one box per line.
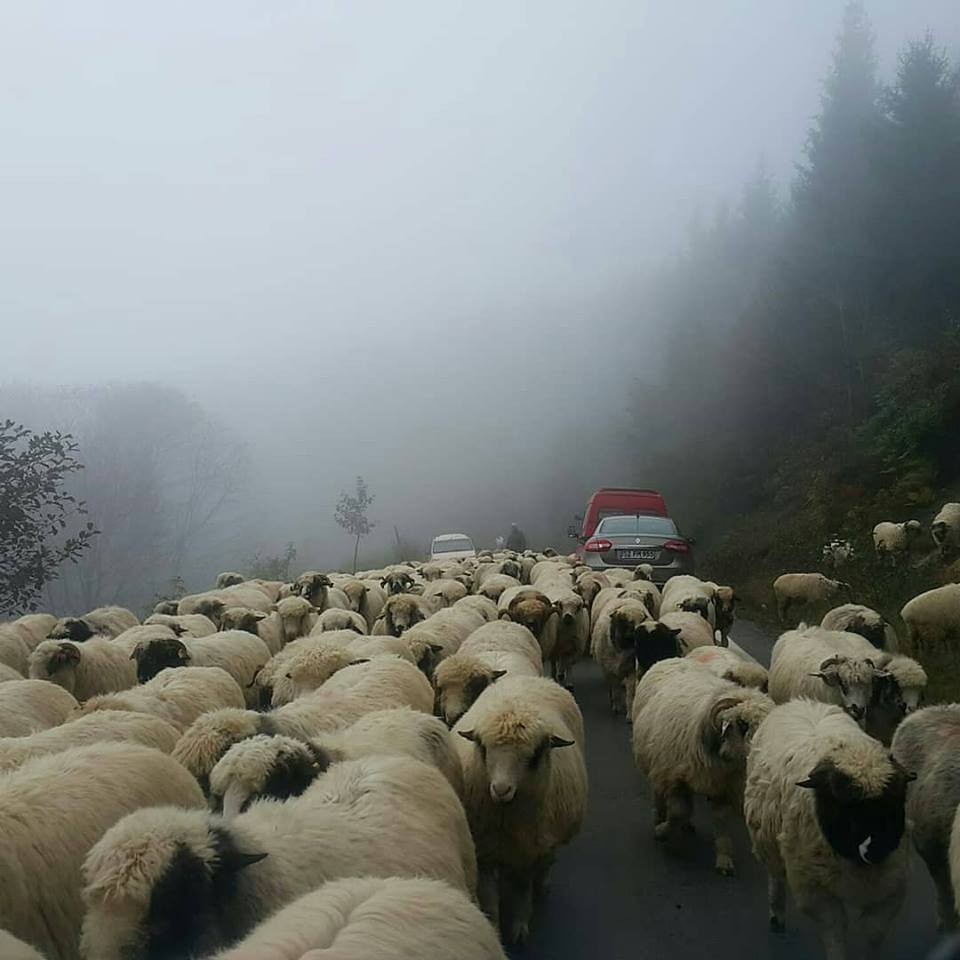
<box><xmin>334</xmin><ymin>476</ymin><xmax>375</xmax><ymax>574</ymax></box>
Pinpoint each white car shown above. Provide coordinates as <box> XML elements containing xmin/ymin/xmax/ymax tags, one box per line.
<box><xmin>430</xmin><ymin>533</ymin><xmax>477</xmax><ymax>562</ymax></box>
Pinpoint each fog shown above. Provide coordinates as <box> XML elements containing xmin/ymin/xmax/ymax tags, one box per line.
<box><xmin>2</xmin><ymin>1</ymin><xmax>957</xmax><ymax>592</ymax></box>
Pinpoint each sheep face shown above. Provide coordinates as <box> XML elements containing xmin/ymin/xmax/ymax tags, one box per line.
<box><xmin>554</xmin><ymin>594</ymin><xmax>584</xmax><ymax>627</ymax></box>
<box><xmin>209</xmin><ymin>736</ymin><xmax>332</xmax><ymax>819</ymax></box>
<box><xmin>812</xmin><ymin>656</ymin><xmax>882</xmax><ymax>724</ymax></box>
<box><xmin>48</xmin><ymin>617</ymin><xmax>94</xmax><ymax>642</ymax></box>
<box><xmin>633</xmin><ymin>621</ymin><xmax>681</xmax><ymax>674</ymax></box>
<box><xmin>434</xmin><ymin>661</ymin><xmax>506</xmax><ymax>727</ymax></box>
<box><xmin>505</xmin><ymin>596</ymin><xmax>553</xmax><ymax>637</ymax></box>
<box><xmin>609</xmin><ymin>605</ymin><xmax>650</xmax><ymax>653</ymax></box>
<box><xmin>713</xmin><ymin>587</ymin><xmax>736</xmax><ymax>632</ymax></box>
<box><xmin>194</xmin><ymin>598</ymin><xmax>226</xmax><ymax>628</ymax></box>
<box><xmin>381</xmin><ymin>572</ymin><xmax>414</xmax><ymax>595</ymax></box>
<box><xmin>293</xmin><ymin>572</ymin><xmax>332</xmax><ymax>606</ymax></box>
<box><xmin>219</xmin><ymin>607</ymin><xmax>265</xmax><ymax>634</ymax></box>
<box><xmin>153</xmin><ymin>600</ymin><xmax>180</xmax><ymax>615</ymax></box>
<box><xmin>679</xmin><ymin>595</ymin><xmax>713</xmax><ymax>623</ymax></box>
<box><xmin>33</xmin><ymin>641</ymin><xmax>81</xmax><ymax>691</ymax></box>
<box><xmin>575</xmin><ymin>576</ymin><xmax>603</xmax><ymax>608</ymax></box>
<box><xmin>459</xmin><ymin>726</ymin><xmax>574</xmax><ymax>804</ymax></box>
<box><xmin>797</xmin><ymin>757</ymin><xmax>912</xmax><ymax>865</ymax></box>
<box><xmin>80</xmin><ymin>815</ymin><xmax>266</xmax><ymax>960</ymax></box>
<box><xmin>216</xmin><ymin>572</ymin><xmax>245</xmax><ymax>588</ymax></box>
<box><xmin>500</xmin><ymin>560</ymin><xmax>522</xmax><ymax>581</ymax></box>
<box><xmin>132</xmin><ymin>637</ymin><xmax>190</xmax><ymax>683</ymax></box>
<box><xmin>702</xmin><ymin>697</ymin><xmax>754</xmax><ymax>764</ymax></box>
<box><xmin>383</xmin><ymin>596</ymin><xmax>425</xmax><ymax>636</ymax></box>
<box><xmin>285</xmin><ymin>649</ymin><xmax>366</xmax><ymax>700</ymax></box>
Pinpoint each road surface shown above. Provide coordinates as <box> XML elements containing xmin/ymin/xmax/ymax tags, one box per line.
<box><xmin>511</xmin><ymin>621</ymin><xmax>939</xmax><ymax>960</ymax></box>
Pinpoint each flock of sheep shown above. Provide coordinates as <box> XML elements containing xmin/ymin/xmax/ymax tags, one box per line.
<box><xmin>1</xmin><ymin>528</ymin><xmax>960</xmax><ymax>959</ymax></box>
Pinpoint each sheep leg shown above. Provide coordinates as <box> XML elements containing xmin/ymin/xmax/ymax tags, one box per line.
<box><xmin>924</xmin><ymin>851</ymin><xmax>959</xmax><ymax>931</ymax></box>
<box><xmin>655</xmin><ymin>783</ymin><xmax>693</xmax><ymax>841</ymax></box>
<box><xmin>859</xmin><ymin>889</ymin><xmax>906</xmax><ymax>959</ymax></box>
<box><xmin>767</xmin><ymin>872</ymin><xmax>787</xmax><ymax>932</ymax></box>
<box><xmin>622</xmin><ymin>673</ymin><xmax>637</xmax><ymax>722</ymax></box>
<box><xmin>477</xmin><ymin>862</ymin><xmax>500</xmax><ymax>929</ymax></box>
<box><xmin>502</xmin><ymin>867</ymin><xmax>535</xmax><ymax>945</ymax></box>
<box><xmin>652</xmin><ymin>790</ymin><xmax>667</xmax><ymax>832</ymax></box>
<box><xmin>533</xmin><ymin>854</ymin><xmax>555</xmax><ymax>897</ymax></box>
<box><xmin>710</xmin><ymin>797</ymin><xmax>736</xmax><ymax>876</ymax></box>
<box><xmin>796</xmin><ymin>890</ymin><xmax>847</xmax><ymax>960</ymax></box>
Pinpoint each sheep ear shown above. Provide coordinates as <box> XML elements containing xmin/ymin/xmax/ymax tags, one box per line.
<box><xmin>796</xmin><ymin>778</ymin><xmax>817</xmax><ymax>789</ymax></box>
<box><xmin>458</xmin><ymin>730</ymin><xmax>477</xmax><ymax>743</ymax></box>
<box><xmin>549</xmin><ymin>736</ymin><xmax>575</xmax><ymax>749</ymax></box>
<box><xmin>428</xmin><ymin>643</ymin><xmax>444</xmax><ymax>654</ymax></box>
<box><xmin>670</xmin><ymin>627</ymin><xmax>683</xmax><ymax>637</ymax></box>
<box><xmin>490</xmin><ymin>669</ymin><xmax>508</xmax><ymax>682</ymax></box>
<box><xmin>170</xmin><ymin>624</ymin><xmax>187</xmax><ymax>636</ymax></box>
<box><xmin>350</xmin><ymin>658</ymin><xmax>371</xmax><ymax>665</ymax></box>
<box><xmin>219</xmin><ymin>850</ymin><xmax>268</xmax><ymax>872</ymax></box>
<box><xmin>129</xmin><ymin>647</ymin><xmax>141</xmax><ymax>661</ymax></box>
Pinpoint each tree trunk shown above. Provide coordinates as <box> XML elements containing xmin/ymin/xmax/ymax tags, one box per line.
<box><xmin>353</xmin><ymin>535</ymin><xmax>360</xmax><ymax>574</ymax></box>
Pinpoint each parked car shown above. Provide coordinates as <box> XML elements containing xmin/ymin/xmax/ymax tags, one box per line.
<box><xmin>580</xmin><ymin>514</ymin><xmax>695</xmax><ymax>583</ymax></box>
<box><xmin>569</xmin><ymin>488</ymin><xmax>668</xmax><ymax>548</ymax></box>
<box><xmin>429</xmin><ymin>533</ymin><xmax>477</xmax><ymax>562</ymax></box>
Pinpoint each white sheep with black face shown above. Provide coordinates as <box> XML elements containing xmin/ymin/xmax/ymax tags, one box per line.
<box><xmin>453</xmin><ymin>675</ymin><xmax>586</xmax><ymax>946</ymax></box>
<box><xmin>633</xmin><ymin>658</ymin><xmax>773</xmax><ymax>876</ymax></box>
<box><xmin>47</xmin><ymin>606</ymin><xmax>139</xmax><ymax>643</ymax></box>
<box><xmin>79</xmin><ymin>755</ymin><xmax>477</xmax><ymax>960</ymax></box>
<box><xmin>932</xmin><ymin>503</ymin><xmax>960</xmax><ymax>558</ymax></box>
<box><xmin>872</xmin><ymin>519</ymin><xmax>923</xmax><ymax>562</ymax></box>
<box><xmin>29</xmin><ymin>636</ymin><xmax>140</xmax><ymax>700</ymax></box>
<box><xmin>745</xmin><ymin>700</ymin><xmax>913</xmax><ymax>958</ymax></box>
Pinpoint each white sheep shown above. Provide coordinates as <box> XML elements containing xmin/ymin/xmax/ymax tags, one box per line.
<box><xmin>932</xmin><ymin>503</ymin><xmax>960</xmax><ymax>558</ymax></box>
<box><xmin>379</xmin><ymin>593</ymin><xmax>442</xmax><ymax>636</ymax></box>
<box><xmin>822</xmin><ymin>537</ymin><xmax>855</xmax><ymax>569</ymax></box>
<box><xmin>0</xmin><ymin>742</ymin><xmax>204</xmax><ymax>960</ymax></box>
<box><xmin>0</xmin><ymin>679</ymin><xmax>78</xmax><ymax>737</ymax></box>
<box><xmin>312</xmin><ymin>606</ymin><xmax>369</xmax><ymax>634</ymax></box>
<box><xmin>423</xmin><ymin>578</ymin><xmax>469</xmax><ymax>607</ymax></box>
<box><xmin>873</xmin><ymin>519</ymin><xmax>923</xmax><ymax>561</ymax></box>
<box><xmin>478</xmin><ymin>573</ymin><xmax>522</xmax><ymax>602</ymax></box>
<box><xmin>591</xmin><ymin>596</ymin><xmax>651</xmax><ymax>716</ymax></box>
<box><xmin>821</xmin><ymin>603</ymin><xmax>896</xmax><ymax>651</ymax></box>
<box><xmin>633</xmin><ymin>657</ymin><xmax>774</xmax><ymax>874</ymax></box>
<box><xmin>80</xmin><ymin>755</ymin><xmax>477</xmax><ymax>960</ymax></box>
<box><xmin>0</xmin><ymin>613</ymin><xmax>57</xmax><ymax>651</ymax></box>
<box><xmin>453</xmin><ymin>675</ymin><xmax>587</xmax><ymax>944</ymax></box>
<box><xmin>79</xmin><ymin>665</ymin><xmax>246</xmax><ymax>732</ymax></box>
<box><xmin>251</xmin><ymin>632</ymin><xmax>358</xmax><ymax>708</ymax></box>
<box><xmin>454</xmin><ymin>594</ymin><xmax>500</xmax><ymax>622</ymax></box>
<box><xmin>685</xmin><ymin>644</ymin><xmax>769</xmax><ymax>691</ymax></box>
<box><xmin>28</xmin><ymin>637</ymin><xmax>139</xmax><ymax>701</ymax></box>
<box><xmin>768</xmin><ymin>626</ymin><xmax>887</xmax><ymax>724</ymax></box>
<box><xmin>292</xmin><ymin>571</ymin><xmax>351</xmax><ymax>611</ymax></box>
<box><xmin>207</xmin><ymin>876</ymin><xmax>506</xmax><ymax>960</ymax></box>
<box><xmin>47</xmin><ymin>605</ymin><xmax>139</xmax><ymax>642</ymax></box>
<box><xmin>142</xmin><ymin>612</ymin><xmax>219</xmax><ymax>637</ymax></box>
<box><xmin>0</xmin><ymin>708</ymin><xmax>180</xmax><ymax>773</ymax></box>
<box><xmin>210</xmin><ymin>708</ymin><xmax>464</xmax><ymax>815</ymax></box>
<box><xmin>901</xmin><ymin>583</ymin><xmax>960</xmax><ymax>652</ymax></box>
<box><xmin>0</xmin><ymin>930</ymin><xmax>46</xmax><ymax>960</ymax></box>
<box><xmin>338</xmin><ymin>578</ymin><xmax>387</xmax><ymax>628</ymax></box>
<box><xmin>398</xmin><ymin>606</ymin><xmax>485</xmax><ymax>674</ymax></box>
<box><xmin>178</xmin><ymin>582</ymin><xmax>273</xmax><ymax>622</ymax></box>
<box><xmin>745</xmin><ymin>699</ymin><xmax>912</xmax><ymax>957</ymax></box>
<box><xmin>659</xmin><ymin>610</ymin><xmax>715</xmax><ymax>652</ymax></box>
<box><xmin>772</xmin><ymin>573</ymin><xmax>851</xmax><ymax>625</ymax></box>
<box><xmin>499</xmin><ymin>591</ymin><xmax>559</xmax><ymax>664</ymax></box>
<box><xmin>130</xmin><ymin>630</ymin><xmax>271</xmax><ymax>707</ymax></box>
<box><xmin>540</xmin><ymin>583</ymin><xmax>590</xmax><ymax>686</ymax></box>
<box><xmin>891</xmin><ymin>705</ymin><xmax>960</xmax><ymax>929</ymax></box>
<box><xmin>318</xmin><ymin>654</ymin><xmax>435</xmax><ymax>713</ymax></box>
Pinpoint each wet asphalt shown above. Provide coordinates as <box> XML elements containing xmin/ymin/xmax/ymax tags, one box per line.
<box><xmin>511</xmin><ymin>621</ymin><xmax>941</xmax><ymax>960</ymax></box>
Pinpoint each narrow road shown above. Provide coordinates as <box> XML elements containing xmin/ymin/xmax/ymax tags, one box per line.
<box><xmin>512</xmin><ymin>621</ymin><xmax>938</xmax><ymax>960</ymax></box>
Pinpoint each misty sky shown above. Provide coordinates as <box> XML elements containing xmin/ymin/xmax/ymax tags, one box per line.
<box><xmin>2</xmin><ymin>1</ymin><xmax>957</xmax><ymax>562</ymax></box>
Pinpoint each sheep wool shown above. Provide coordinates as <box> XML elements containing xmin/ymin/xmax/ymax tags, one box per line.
<box><xmin>29</xmin><ymin>638</ymin><xmax>138</xmax><ymax>700</ymax></box>
<box><xmin>0</xmin><ymin>679</ymin><xmax>78</xmax><ymax>738</ymax></box>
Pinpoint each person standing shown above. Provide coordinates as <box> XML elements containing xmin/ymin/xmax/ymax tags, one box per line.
<box><xmin>506</xmin><ymin>523</ymin><xmax>526</xmax><ymax>552</ymax></box>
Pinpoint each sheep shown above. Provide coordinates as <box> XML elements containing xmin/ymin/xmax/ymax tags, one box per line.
<box><xmin>890</xmin><ymin>705</ymin><xmax>960</xmax><ymax>929</ymax></box>
<box><xmin>434</xmin><ymin>624</ymin><xmax>543</xmax><ymax>726</ymax></box>
<box><xmin>143</xmin><ymin>612</ymin><xmax>218</xmax><ymax>637</ymax></box>
<box><xmin>80</xmin><ymin>755</ymin><xmax>477</xmax><ymax>960</ymax></box>
<box><xmin>47</xmin><ymin>606</ymin><xmax>139</xmax><ymax>643</ymax></box>
<box><xmin>0</xmin><ymin>679</ymin><xmax>78</xmax><ymax>737</ymax></box>
<box><xmin>0</xmin><ymin>662</ymin><xmax>23</xmax><ymax>683</ymax></box>
<box><xmin>901</xmin><ymin>583</ymin><xmax>960</xmax><ymax>653</ymax></box>
<box><xmin>0</xmin><ymin>629</ymin><xmax>30</xmax><ymax>675</ymax></box>
<box><xmin>207</xmin><ymin>876</ymin><xmax>507</xmax><ymax>960</ymax></box>
<box><xmin>822</xmin><ymin>537</ymin><xmax>855</xmax><ymax>569</ymax></box>
<box><xmin>0</xmin><ymin>930</ymin><xmax>46</xmax><ymax>960</ymax></box>
<box><xmin>280</xmin><ymin>648</ymin><xmax>374</xmax><ymax>704</ymax></box>
<box><xmin>628</xmin><ymin>578</ymin><xmax>662</xmax><ymax>619</ymax></box>
<box><xmin>772</xmin><ymin>573</ymin><xmax>851</xmax><ymax>625</ymax></box>
<box><xmin>312</xmin><ymin>606</ymin><xmax>368</xmax><ymax>634</ymax></box>
<box><xmin>632</xmin><ymin>658</ymin><xmax>774</xmax><ymax>875</ymax></box>
<box><xmin>318</xmin><ymin>654</ymin><xmax>435</xmax><ymax>713</ymax></box>
<box><xmin>130</xmin><ymin>630</ymin><xmax>271</xmax><ymax>707</ymax></box>
<box><xmin>478</xmin><ymin>573</ymin><xmax>522</xmax><ymax>602</ymax></box>
<box><xmin>250</xmin><ymin>633</ymin><xmax>356</xmax><ymax>708</ymax></box>
<box><xmin>873</xmin><ymin>519</ymin><xmax>923</xmax><ymax>561</ymax></box>
<box><xmin>685</xmin><ymin>645</ymin><xmax>769</xmax><ymax>691</ymax></box>
<box><xmin>380</xmin><ymin>593</ymin><xmax>441</xmax><ymax>636</ymax></box>
<box><xmin>0</xmin><ymin>742</ymin><xmax>204</xmax><ymax>960</ymax></box>
<box><xmin>744</xmin><ymin>699</ymin><xmax>912</xmax><ymax>957</ymax></box>
<box><xmin>209</xmin><ymin>709</ymin><xmax>464</xmax><ymax>815</ymax></box>
<box><xmin>660</xmin><ymin>576</ymin><xmax>723</xmax><ymax>638</ymax></box>
<box><xmin>659</xmin><ymin>609</ymin><xmax>716</xmax><ymax>652</ymax></box>
<box><xmin>591</xmin><ymin>596</ymin><xmax>651</xmax><ymax>716</ymax></box>
<box><xmin>380</xmin><ymin>570</ymin><xmax>416</xmax><ymax>595</ymax></box>
<box><xmin>292</xmin><ymin>571</ymin><xmax>350</xmax><ymax>611</ymax></box>
<box><xmin>589</xmin><ymin>585</ymin><xmax>647</xmax><ymax>631</ymax></box>
<box><xmin>0</xmin><ymin>710</ymin><xmax>180</xmax><ymax>773</ymax></box>
<box><xmin>178</xmin><ymin>583</ymin><xmax>273</xmax><ymax>622</ymax></box>
<box><xmin>474</xmin><ymin>558</ymin><xmax>522</xmax><ymax>591</ymax></box>
<box><xmin>821</xmin><ymin>603</ymin><xmax>896</xmax><ymax>652</ymax></box>
<box><xmin>394</xmin><ymin>606</ymin><xmax>483</xmax><ymax>674</ymax></box>
<box><xmin>768</xmin><ymin>626</ymin><xmax>889</xmax><ymax>725</ymax></box>
<box><xmin>28</xmin><ymin>637</ymin><xmax>138</xmax><ymax>700</ymax></box>
<box><xmin>339</xmin><ymin>578</ymin><xmax>387</xmax><ymax>627</ymax></box>
<box><xmin>454</xmin><ymin>674</ymin><xmax>587</xmax><ymax>944</ymax></box>
<box><xmin>423</xmin><ymin>577</ymin><xmax>469</xmax><ymax>608</ymax></box>
<box><xmin>932</xmin><ymin>503</ymin><xmax>960</xmax><ymax>559</ymax></box>
<box><xmin>79</xmin><ymin>666</ymin><xmax>246</xmax><ymax>732</ymax></box>
<box><xmin>153</xmin><ymin>599</ymin><xmax>180</xmax><ymax>615</ymax></box>
<box><xmin>2</xmin><ymin>613</ymin><xmax>58</xmax><ymax>650</ymax></box>
<box><xmin>454</xmin><ymin>593</ymin><xmax>500</xmax><ymax>622</ymax></box>
<box><xmin>575</xmin><ymin>571</ymin><xmax>610</xmax><ymax>609</ymax></box>
<box><xmin>540</xmin><ymin>584</ymin><xmax>590</xmax><ymax>686</ymax></box>
<box><xmin>499</xmin><ymin>591</ymin><xmax>558</xmax><ymax>663</ymax></box>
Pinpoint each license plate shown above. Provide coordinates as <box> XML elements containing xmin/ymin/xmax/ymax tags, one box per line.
<box><xmin>617</xmin><ymin>549</ymin><xmax>658</xmax><ymax>561</ymax></box>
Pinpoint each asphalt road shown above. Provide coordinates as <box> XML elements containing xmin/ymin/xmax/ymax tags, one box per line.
<box><xmin>511</xmin><ymin>620</ymin><xmax>941</xmax><ymax>960</ymax></box>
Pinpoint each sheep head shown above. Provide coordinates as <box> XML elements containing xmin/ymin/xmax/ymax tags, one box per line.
<box><xmin>434</xmin><ymin>655</ymin><xmax>507</xmax><ymax>727</ymax></box>
<box><xmin>131</xmin><ymin>637</ymin><xmax>190</xmax><ymax>683</ymax></box>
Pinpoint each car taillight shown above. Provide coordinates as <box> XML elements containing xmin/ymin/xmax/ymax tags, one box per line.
<box><xmin>663</xmin><ymin>539</ymin><xmax>690</xmax><ymax>553</ymax></box>
<box><xmin>585</xmin><ymin>538</ymin><xmax>612</xmax><ymax>553</ymax></box>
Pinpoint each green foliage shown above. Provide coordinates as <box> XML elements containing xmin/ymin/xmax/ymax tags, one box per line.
<box><xmin>246</xmin><ymin>543</ymin><xmax>297</xmax><ymax>582</ymax></box>
<box><xmin>0</xmin><ymin>420</ymin><xmax>98</xmax><ymax>614</ymax></box>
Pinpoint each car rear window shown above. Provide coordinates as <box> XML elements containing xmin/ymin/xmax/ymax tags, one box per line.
<box><xmin>432</xmin><ymin>537</ymin><xmax>474</xmax><ymax>553</ymax></box>
<box><xmin>596</xmin><ymin>516</ymin><xmax>678</xmax><ymax>537</ymax></box>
